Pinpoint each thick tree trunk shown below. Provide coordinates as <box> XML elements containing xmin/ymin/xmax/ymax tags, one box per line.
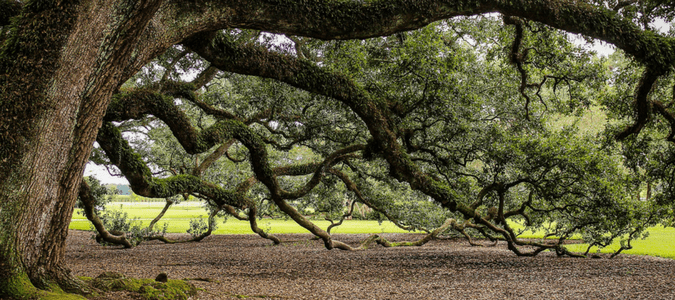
<box><xmin>0</xmin><ymin>1</ymin><xmax>161</xmax><ymax>297</ymax></box>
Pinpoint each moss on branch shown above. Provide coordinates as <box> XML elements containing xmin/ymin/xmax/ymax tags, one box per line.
<box><xmin>96</xmin><ymin>122</ymin><xmax>251</xmax><ymax>209</ymax></box>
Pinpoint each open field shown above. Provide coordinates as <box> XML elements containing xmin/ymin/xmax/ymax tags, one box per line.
<box><xmin>70</xmin><ymin>202</ymin><xmax>675</xmax><ymax>259</ymax></box>
<box><xmin>69</xmin><ymin>202</ymin><xmax>413</xmax><ymax>235</ymax></box>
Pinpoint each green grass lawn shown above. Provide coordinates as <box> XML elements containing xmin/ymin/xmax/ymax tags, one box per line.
<box><xmin>562</xmin><ymin>226</ymin><xmax>675</xmax><ymax>259</ymax></box>
<box><xmin>70</xmin><ymin>202</ymin><xmax>675</xmax><ymax>259</ymax></box>
<box><xmin>69</xmin><ymin>202</ymin><xmax>412</xmax><ymax>235</ymax></box>
<box><xmin>505</xmin><ymin>223</ymin><xmax>675</xmax><ymax>259</ymax></box>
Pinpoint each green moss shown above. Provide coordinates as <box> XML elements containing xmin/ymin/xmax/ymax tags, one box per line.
<box><xmin>0</xmin><ymin>272</ymin><xmax>37</xmax><ymax>299</ymax></box>
<box><xmin>87</xmin><ymin>272</ymin><xmax>198</xmax><ymax>300</ymax></box>
<box><xmin>37</xmin><ymin>284</ymin><xmax>86</xmax><ymax>300</ymax></box>
<box><xmin>0</xmin><ymin>272</ymin><xmax>87</xmax><ymax>300</ymax></box>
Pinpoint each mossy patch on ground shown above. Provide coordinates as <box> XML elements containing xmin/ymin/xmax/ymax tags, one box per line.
<box><xmin>80</xmin><ymin>272</ymin><xmax>197</xmax><ymax>300</ymax></box>
<box><xmin>0</xmin><ymin>272</ymin><xmax>86</xmax><ymax>300</ymax></box>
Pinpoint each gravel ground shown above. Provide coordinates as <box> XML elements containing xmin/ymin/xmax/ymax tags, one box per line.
<box><xmin>65</xmin><ymin>230</ymin><xmax>675</xmax><ymax>299</ymax></box>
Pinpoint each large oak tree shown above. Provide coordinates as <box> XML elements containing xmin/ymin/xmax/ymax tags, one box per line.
<box><xmin>1</xmin><ymin>0</ymin><xmax>674</xmax><ymax>297</ymax></box>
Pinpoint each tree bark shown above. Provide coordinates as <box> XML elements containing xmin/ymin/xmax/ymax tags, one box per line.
<box><xmin>0</xmin><ymin>1</ymin><xmax>162</xmax><ymax>296</ymax></box>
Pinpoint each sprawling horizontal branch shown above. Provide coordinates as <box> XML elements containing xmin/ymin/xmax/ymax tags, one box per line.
<box><xmin>186</xmin><ymin>31</ymin><xmax>475</xmax><ymax>219</ymax></box>
<box><xmin>184</xmin><ymin>32</ymin><xmax>386</xmax><ymax>123</ymax></box>
<box><xmin>96</xmin><ymin>121</ymin><xmax>253</xmax><ymax>209</ymax></box>
<box><xmin>371</xmin><ymin>218</ymin><xmax>455</xmax><ymax>248</ymax></box>
<box><xmin>120</xmin><ymin>0</ymin><xmax>675</xmax><ymax>105</ymax></box>
<box><xmin>165</xmin><ymin>0</ymin><xmax>675</xmax><ymax>69</ymax></box>
<box><xmin>106</xmin><ymin>88</ymin><xmax>250</xmax><ymax>154</ymax></box>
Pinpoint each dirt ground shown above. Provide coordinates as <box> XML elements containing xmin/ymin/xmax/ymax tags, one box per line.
<box><xmin>65</xmin><ymin>230</ymin><xmax>675</xmax><ymax>299</ymax></box>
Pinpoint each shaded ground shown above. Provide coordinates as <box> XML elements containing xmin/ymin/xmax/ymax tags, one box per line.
<box><xmin>65</xmin><ymin>230</ymin><xmax>675</xmax><ymax>299</ymax></box>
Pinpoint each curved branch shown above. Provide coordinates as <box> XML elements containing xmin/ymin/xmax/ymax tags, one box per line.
<box><xmin>653</xmin><ymin>100</ymin><xmax>675</xmax><ymax>143</ymax></box>
<box><xmin>173</xmin><ymin>0</ymin><xmax>675</xmax><ymax>68</ymax></box>
<box><xmin>78</xmin><ymin>180</ymin><xmax>133</xmax><ymax>248</ymax></box>
<box><xmin>504</xmin><ymin>16</ymin><xmax>540</xmax><ymax>119</ymax></box>
<box><xmin>147</xmin><ymin>198</ymin><xmax>174</xmax><ymax>232</ymax></box>
<box><xmin>186</xmin><ymin>30</ymin><xmax>474</xmax><ymax>218</ymax></box>
<box><xmin>364</xmin><ymin>218</ymin><xmax>455</xmax><ymax>248</ymax></box>
<box><xmin>325</xmin><ymin>199</ymin><xmax>356</xmax><ymax>235</ymax></box>
<box><xmin>616</xmin><ymin>68</ymin><xmax>662</xmax><ymax>140</ymax></box>
<box><xmin>148</xmin><ymin>207</ymin><xmax>220</xmax><ymax>243</ymax></box>
<box><xmin>191</xmin><ymin>65</ymin><xmax>220</xmax><ymax>90</ymax></box>
<box><xmin>96</xmin><ymin>121</ymin><xmax>253</xmax><ymax>209</ymax></box>
<box><xmin>193</xmin><ymin>140</ymin><xmax>236</xmax><ymax>177</ymax></box>
<box><xmin>247</xmin><ymin>207</ymin><xmax>281</xmax><ymax>245</ymax></box>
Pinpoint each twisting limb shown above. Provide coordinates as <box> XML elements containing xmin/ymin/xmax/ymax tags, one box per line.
<box><xmin>473</xmin><ymin>214</ymin><xmax>560</xmax><ymax>256</ymax></box>
<box><xmin>503</xmin><ymin>16</ymin><xmax>544</xmax><ymax>119</ymax></box>
<box><xmin>97</xmin><ymin>119</ymin><xmax>287</xmax><ymax>244</ymax></box>
<box><xmin>469</xmin><ymin>183</ymin><xmax>500</xmax><ymax>210</ymax></box>
<box><xmin>180</xmin><ymin>90</ymin><xmax>243</xmax><ymax>121</ymax></box>
<box><xmin>616</xmin><ymin>68</ymin><xmax>663</xmax><ymax>140</ymax></box>
<box><xmin>247</xmin><ymin>207</ymin><xmax>281</xmax><ymax>245</ymax></box>
<box><xmin>192</xmin><ymin>140</ymin><xmax>236</xmax><ymax>177</ymax></box>
<box><xmin>148</xmin><ymin>198</ymin><xmax>175</xmax><ymax>232</ymax></box>
<box><xmin>147</xmin><ymin>207</ymin><xmax>221</xmax><ymax>243</ymax></box>
<box><xmin>232</xmin><ymin>148</ymin><xmax>365</xmax><ymax>250</ymax></box>
<box><xmin>325</xmin><ymin>200</ymin><xmax>357</xmax><ymax>235</ymax></box>
<box><xmin>78</xmin><ymin>180</ymin><xmax>133</xmax><ymax>248</ymax></box>
<box><xmin>231</xmin><ymin>152</ymin><xmax>364</xmax><ymax>245</ymax></box>
<box><xmin>160</xmin><ymin>49</ymin><xmax>189</xmax><ymax>84</ymax></box>
<box><xmin>221</xmin><ymin>204</ymin><xmax>249</xmax><ymax>220</ymax></box>
<box><xmin>191</xmin><ymin>65</ymin><xmax>220</xmax><ymax>90</ymax></box>
<box><xmin>466</xmin><ymin>223</ymin><xmax>501</xmax><ymax>246</ymax></box>
<box><xmin>362</xmin><ymin>218</ymin><xmax>456</xmax><ymax>248</ymax></box>
<box><xmin>451</xmin><ymin>219</ymin><xmax>489</xmax><ymax>247</ymax></box>
<box><xmin>96</xmin><ymin>121</ymin><xmax>253</xmax><ymax>209</ymax></box>
<box><xmin>652</xmin><ymin>100</ymin><xmax>675</xmax><ymax>143</ymax></box>
<box><xmin>329</xmin><ymin>168</ymin><xmax>422</xmax><ymax>233</ymax></box>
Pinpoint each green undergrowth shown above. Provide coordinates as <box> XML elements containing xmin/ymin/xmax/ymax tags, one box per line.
<box><xmin>78</xmin><ymin>272</ymin><xmax>197</xmax><ymax>300</ymax></box>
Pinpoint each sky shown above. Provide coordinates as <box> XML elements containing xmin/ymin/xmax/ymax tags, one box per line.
<box><xmin>84</xmin><ymin>162</ymin><xmax>129</xmax><ymax>185</ymax></box>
